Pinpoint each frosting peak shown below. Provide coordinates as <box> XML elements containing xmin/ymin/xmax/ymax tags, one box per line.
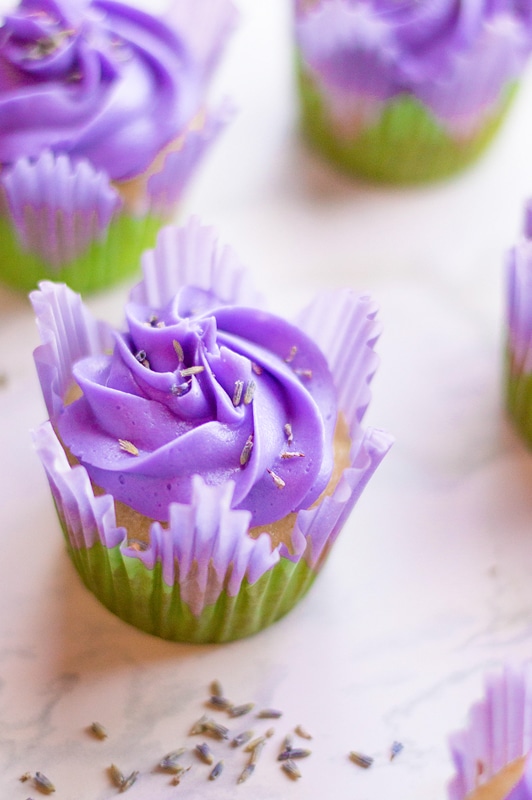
<box><xmin>58</xmin><ymin>283</ymin><xmax>337</xmax><ymax>527</ymax></box>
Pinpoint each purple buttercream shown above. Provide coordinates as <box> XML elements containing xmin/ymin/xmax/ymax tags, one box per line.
<box><xmin>0</xmin><ymin>0</ymin><xmax>236</xmax><ymax>181</ymax></box>
<box><xmin>448</xmin><ymin>664</ymin><xmax>532</xmax><ymax>800</ymax></box>
<box><xmin>56</xmin><ymin>287</ymin><xmax>336</xmax><ymax>527</ymax></box>
<box><xmin>41</xmin><ymin>212</ymin><xmax>339</xmax><ymax>526</ymax></box>
<box><xmin>295</xmin><ymin>0</ymin><xmax>532</xmax><ymax>133</ymax></box>
<box><xmin>32</xmin><ymin>218</ymin><xmax>392</xmax><ymax>600</ymax></box>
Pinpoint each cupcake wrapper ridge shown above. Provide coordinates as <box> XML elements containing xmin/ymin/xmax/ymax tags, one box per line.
<box><xmin>169</xmin><ymin>0</ymin><xmax>238</xmax><ymax>83</ymax></box>
<box><xmin>131</xmin><ymin>216</ymin><xmax>265</xmax><ymax>310</ymax></box>
<box><xmin>0</xmin><ymin>151</ymin><xmax>122</xmax><ymax>267</ymax></box>
<box><xmin>507</xmin><ymin>241</ymin><xmax>532</xmax><ymax>375</ymax></box>
<box><xmin>297</xmin><ymin>66</ymin><xmax>517</xmax><ymax>184</ymax></box>
<box><xmin>31</xmin><ymin>280</ymin><xmax>114</xmax><ymax>421</ymax></box>
<box><xmin>448</xmin><ymin>665</ymin><xmax>532</xmax><ymax>799</ymax></box>
<box><xmin>33</xmin><ymin>424</ymin><xmax>279</xmax><ymax>618</ymax></box>
<box><xmin>505</xmin><ymin>219</ymin><xmax>532</xmax><ymax>445</ymax></box>
<box><xmin>0</xmin><ymin>150</ymin><xmax>165</xmax><ymax>292</ymax></box>
<box><xmin>31</xmin><ymin>218</ymin><xmax>392</xmax><ymax>641</ymax></box>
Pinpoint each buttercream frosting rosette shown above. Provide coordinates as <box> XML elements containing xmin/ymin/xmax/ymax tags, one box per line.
<box><xmin>448</xmin><ymin>665</ymin><xmax>532</xmax><ymax>800</ymax></box>
<box><xmin>294</xmin><ymin>0</ymin><xmax>532</xmax><ymax>183</ymax></box>
<box><xmin>30</xmin><ymin>217</ymin><xmax>392</xmax><ymax>643</ymax></box>
<box><xmin>0</xmin><ymin>0</ymin><xmax>235</xmax><ymax>293</ymax></box>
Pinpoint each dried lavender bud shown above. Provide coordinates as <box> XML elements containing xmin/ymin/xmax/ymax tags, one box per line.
<box><xmin>278</xmin><ymin>748</ymin><xmax>311</xmax><ymax>761</ymax></box>
<box><xmin>189</xmin><ymin>714</ymin><xmax>208</xmax><ymax>735</ymax></box>
<box><xmin>237</xmin><ymin>763</ymin><xmax>255</xmax><ymax>784</ymax></box>
<box><xmin>203</xmin><ymin>719</ymin><xmax>230</xmax><ymax>740</ymax></box>
<box><xmin>256</xmin><ymin>708</ymin><xmax>283</xmax><ymax>719</ymax></box>
<box><xmin>88</xmin><ymin>722</ymin><xmax>108</xmax><ymax>740</ymax></box>
<box><xmin>390</xmin><ymin>741</ymin><xmax>404</xmax><ymax>761</ymax></box>
<box><xmin>195</xmin><ymin>742</ymin><xmax>214</xmax><ymax>765</ymax></box>
<box><xmin>119</xmin><ymin>771</ymin><xmax>139</xmax><ymax>793</ymax></box>
<box><xmin>209</xmin><ymin>761</ymin><xmax>224</xmax><ymax>781</ymax></box>
<box><xmin>230</xmin><ymin>730</ymin><xmax>254</xmax><ymax>748</ymax></box>
<box><xmin>228</xmin><ymin>702</ymin><xmax>255</xmax><ymax>718</ymax></box>
<box><xmin>109</xmin><ymin>764</ymin><xmax>125</xmax><ymax>788</ymax></box>
<box><xmin>207</xmin><ymin>694</ymin><xmax>233</xmax><ymax>710</ymax></box>
<box><xmin>282</xmin><ymin>733</ymin><xmax>294</xmax><ymax>752</ymax></box>
<box><xmin>349</xmin><ymin>751</ymin><xmax>374</xmax><ymax>769</ymax></box>
<box><xmin>244</xmin><ymin>734</ymin><xmax>267</xmax><ymax>753</ymax></box>
<box><xmin>34</xmin><ymin>772</ymin><xmax>56</xmax><ymax>794</ymax></box>
<box><xmin>294</xmin><ymin>724</ymin><xmax>312</xmax><ymax>740</ymax></box>
<box><xmin>281</xmin><ymin>759</ymin><xmax>301</xmax><ymax>780</ymax></box>
<box><xmin>159</xmin><ymin>748</ymin><xmax>187</xmax><ymax>773</ymax></box>
<box><xmin>210</xmin><ymin>679</ymin><xmax>224</xmax><ymax>697</ymax></box>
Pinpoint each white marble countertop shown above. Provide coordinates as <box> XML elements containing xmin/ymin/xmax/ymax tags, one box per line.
<box><xmin>2</xmin><ymin>1</ymin><xmax>532</xmax><ymax>798</ymax></box>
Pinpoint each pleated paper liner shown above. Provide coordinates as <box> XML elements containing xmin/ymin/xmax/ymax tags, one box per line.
<box><xmin>35</xmin><ymin>412</ymin><xmax>389</xmax><ymax>643</ymax></box>
<box><xmin>297</xmin><ymin>64</ymin><xmax>517</xmax><ymax>185</ymax></box>
<box><xmin>448</xmin><ymin>665</ymin><xmax>532</xmax><ymax>800</ymax></box>
<box><xmin>61</xmin><ymin>513</ymin><xmax>320</xmax><ymax>644</ymax></box>
<box><xmin>0</xmin><ymin>211</ymin><xmax>163</xmax><ymax>295</ymax></box>
<box><xmin>505</xmin><ymin>232</ymin><xmax>532</xmax><ymax>449</ymax></box>
<box><xmin>506</xmin><ymin>351</ymin><xmax>532</xmax><ymax>448</ymax></box>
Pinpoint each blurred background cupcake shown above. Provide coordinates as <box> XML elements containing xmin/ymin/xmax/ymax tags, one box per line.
<box><xmin>0</xmin><ymin>0</ymin><xmax>236</xmax><ymax>293</ymax></box>
<box><xmin>294</xmin><ymin>0</ymin><xmax>532</xmax><ymax>184</ymax></box>
<box><xmin>448</xmin><ymin>664</ymin><xmax>532</xmax><ymax>799</ymax></box>
<box><xmin>30</xmin><ymin>218</ymin><xmax>392</xmax><ymax>643</ymax></box>
<box><xmin>506</xmin><ymin>200</ymin><xmax>532</xmax><ymax>446</ymax></box>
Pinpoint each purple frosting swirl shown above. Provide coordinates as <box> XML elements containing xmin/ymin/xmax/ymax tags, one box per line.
<box><xmin>57</xmin><ymin>284</ymin><xmax>337</xmax><ymax>527</ymax></box>
<box><xmin>0</xmin><ymin>0</ymin><xmax>203</xmax><ymax>180</ymax></box>
<box><xmin>296</xmin><ymin>0</ymin><xmax>532</xmax><ymax>128</ymax></box>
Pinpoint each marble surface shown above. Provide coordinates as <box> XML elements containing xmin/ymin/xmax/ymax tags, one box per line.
<box><xmin>2</xmin><ymin>1</ymin><xmax>532</xmax><ymax>798</ymax></box>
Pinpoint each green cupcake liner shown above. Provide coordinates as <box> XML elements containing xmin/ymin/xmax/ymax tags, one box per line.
<box><xmin>0</xmin><ymin>211</ymin><xmax>164</xmax><ymax>294</ymax></box>
<box><xmin>297</xmin><ymin>65</ymin><xmax>517</xmax><ymax>184</ymax></box>
<box><xmin>60</xmin><ymin>513</ymin><xmax>319</xmax><ymax>644</ymax></box>
<box><xmin>506</xmin><ymin>353</ymin><xmax>532</xmax><ymax>447</ymax></box>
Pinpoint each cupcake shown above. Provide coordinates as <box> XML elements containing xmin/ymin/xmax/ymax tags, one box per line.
<box><xmin>448</xmin><ymin>665</ymin><xmax>532</xmax><ymax>800</ymax></box>
<box><xmin>506</xmin><ymin>202</ymin><xmax>532</xmax><ymax>447</ymax></box>
<box><xmin>0</xmin><ymin>0</ymin><xmax>235</xmax><ymax>293</ymax></box>
<box><xmin>30</xmin><ymin>217</ymin><xmax>392</xmax><ymax>643</ymax></box>
<box><xmin>294</xmin><ymin>0</ymin><xmax>532</xmax><ymax>184</ymax></box>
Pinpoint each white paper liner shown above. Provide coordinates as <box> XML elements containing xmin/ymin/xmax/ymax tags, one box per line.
<box><xmin>131</xmin><ymin>216</ymin><xmax>264</xmax><ymax>310</ymax></box>
<box><xmin>0</xmin><ymin>151</ymin><xmax>122</xmax><ymax>267</ymax></box>
<box><xmin>448</xmin><ymin>665</ymin><xmax>532</xmax><ymax>799</ymax></box>
<box><xmin>507</xmin><ymin>236</ymin><xmax>532</xmax><ymax>376</ymax></box>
